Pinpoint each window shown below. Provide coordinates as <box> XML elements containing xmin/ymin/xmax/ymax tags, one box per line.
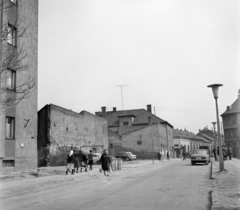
<box><xmin>7</xmin><ymin>24</ymin><xmax>17</xmax><ymax>46</ymax></box>
<box><xmin>3</xmin><ymin>160</ymin><xmax>15</xmax><ymax>167</ymax></box>
<box><xmin>123</xmin><ymin>122</ymin><xmax>129</xmax><ymax>126</ymax></box>
<box><xmin>110</xmin><ymin>144</ymin><xmax>113</xmax><ymax>149</ymax></box>
<box><xmin>6</xmin><ymin>69</ymin><xmax>16</xmax><ymax>90</ymax></box>
<box><xmin>6</xmin><ymin>117</ymin><xmax>15</xmax><ymax>139</ymax></box>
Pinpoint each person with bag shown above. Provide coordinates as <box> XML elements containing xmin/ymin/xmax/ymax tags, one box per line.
<box><xmin>100</xmin><ymin>149</ymin><xmax>111</xmax><ymax>176</ymax></box>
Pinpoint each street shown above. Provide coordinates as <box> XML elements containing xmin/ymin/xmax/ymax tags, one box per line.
<box><xmin>0</xmin><ymin>159</ymin><xmax>212</xmax><ymax>210</ymax></box>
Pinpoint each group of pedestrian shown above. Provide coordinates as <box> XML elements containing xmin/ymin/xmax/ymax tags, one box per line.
<box><xmin>66</xmin><ymin>148</ymin><xmax>112</xmax><ymax>176</ymax></box>
<box><xmin>157</xmin><ymin>151</ymin><xmax>170</xmax><ymax>161</ymax></box>
<box><xmin>212</xmin><ymin>146</ymin><xmax>232</xmax><ymax>161</ymax></box>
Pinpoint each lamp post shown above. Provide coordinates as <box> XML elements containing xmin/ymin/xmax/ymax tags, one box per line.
<box><xmin>211</xmin><ymin>122</ymin><xmax>218</xmax><ymax>161</ymax></box>
<box><xmin>207</xmin><ymin>84</ymin><xmax>224</xmax><ymax>171</ymax></box>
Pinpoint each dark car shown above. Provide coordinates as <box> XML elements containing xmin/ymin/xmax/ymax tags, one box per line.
<box><xmin>116</xmin><ymin>152</ymin><xmax>133</xmax><ymax>161</ymax></box>
<box><xmin>191</xmin><ymin>149</ymin><xmax>210</xmax><ymax>165</ymax></box>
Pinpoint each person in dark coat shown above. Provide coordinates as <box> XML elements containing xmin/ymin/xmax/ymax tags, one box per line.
<box><xmin>88</xmin><ymin>150</ymin><xmax>93</xmax><ymax>170</ymax></box>
<box><xmin>73</xmin><ymin>150</ymin><xmax>80</xmax><ymax>173</ymax></box>
<box><xmin>182</xmin><ymin>151</ymin><xmax>186</xmax><ymax>161</ymax></box>
<box><xmin>100</xmin><ymin>149</ymin><xmax>111</xmax><ymax>176</ymax></box>
<box><xmin>157</xmin><ymin>151</ymin><xmax>161</xmax><ymax>161</ymax></box>
<box><xmin>167</xmin><ymin>151</ymin><xmax>170</xmax><ymax>160</ymax></box>
<box><xmin>228</xmin><ymin>146</ymin><xmax>232</xmax><ymax>160</ymax></box>
<box><xmin>79</xmin><ymin>151</ymin><xmax>88</xmax><ymax>172</ymax></box>
<box><xmin>212</xmin><ymin>148</ymin><xmax>216</xmax><ymax>161</ymax></box>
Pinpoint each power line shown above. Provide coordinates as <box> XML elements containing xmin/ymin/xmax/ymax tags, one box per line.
<box><xmin>155</xmin><ymin>107</ymin><xmax>215</xmax><ymax>114</ymax></box>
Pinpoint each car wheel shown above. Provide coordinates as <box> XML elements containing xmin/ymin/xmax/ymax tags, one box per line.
<box><xmin>191</xmin><ymin>162</ymin><xmax>194</xmax><ymax>165</ymax></box>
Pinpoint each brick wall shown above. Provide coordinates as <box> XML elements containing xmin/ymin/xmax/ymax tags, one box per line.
<box><xmin>38</xmin><ymin>105</ymin><xmax>108</xmax><ymax>166</ymax></box>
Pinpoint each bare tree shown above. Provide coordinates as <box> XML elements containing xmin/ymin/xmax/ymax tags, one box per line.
<box><xmin>0</xmin><ymin>0</ymin><xmax>35</xmax><ymax>107</ymax></box>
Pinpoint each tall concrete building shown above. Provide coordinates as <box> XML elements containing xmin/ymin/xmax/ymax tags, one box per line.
<box><xmin>0</xmin><ymin>0</ymin><xmax>38</xmax><ymax>172</ymax></box>
<box><xmin>221</xmin><ymin>90</ymin><xmax>240</xmax><ymax>158</ymax></box>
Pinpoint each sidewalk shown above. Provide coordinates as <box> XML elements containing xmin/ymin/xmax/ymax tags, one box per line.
<box><xmin>211</xmin><ymin>158</ymin><xmax>240</xmax><ymax>210</ymax></box>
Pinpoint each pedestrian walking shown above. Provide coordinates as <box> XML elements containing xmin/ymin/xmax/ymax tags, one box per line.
<box><xmin>212</xmin><ymin>148</ymin><xmax>217</xmax><ymax>161</ymax></box>
<box><xmin>73</xmin><ymin>150</ymin><xmax>80</xmax><ymax>173</ymax></box>
<box><xmin>88</xmin><ymin>150</ymin><xmax>93</xmax><ymax>170</ymax></box>
<box><xmin>183</xmin><ymin>152</ymin><xmax>186</xmax><ymax>161</ymax></box>
<box><xmin>167</xmin><ymin>151</ymin><xmax>170</xmax><ymax>161</ymax></box>
<box><xmin>80</xmin><ymin>151</ymin><xmax>88</xmax><ymax>172</ymax></box>
<box><xmin>66</xmin><ymin>149</ymin><xmax>74</xmax><ymax>175</ymax></box>
<box><xmin>157</xmin><ymin>151</ymin><xmax>161</xmax><ymax>161</ymax></box>
<box><xmin>100</xmin><ymin>149</ymin><xmax>111</xmax><ymax>176</ymax></box>
<box><xmin>222</xmin><ymin>146</ymin><xmax>227</xmax><ymax>161</ymax></box>
<box><xmin>228</xmin><ymin>146</ymin><xmax>232</xmax><ymax>160</ymax></box>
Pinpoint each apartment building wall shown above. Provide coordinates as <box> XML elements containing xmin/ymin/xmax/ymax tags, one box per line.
<box><xmin>0</xmin><ymin>0</ymin><xmax>38</xmax><ymax>172</ymax></box>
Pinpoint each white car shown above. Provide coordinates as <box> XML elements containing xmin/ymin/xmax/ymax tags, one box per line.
<box><xmin>125</xmin><ymin>152</ymin><xmax>137</xmax><ymax>160</ymax></box>
<box><xmin>92</xmin><ymin>153</ymin><xmax>101</xmax><ymax>164</ymax></box>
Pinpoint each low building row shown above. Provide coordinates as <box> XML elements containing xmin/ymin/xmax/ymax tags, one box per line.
<box><xmin>37</xmin><ymin>104</ymin><xmax>174</xmax><ymax>166</ymax></box>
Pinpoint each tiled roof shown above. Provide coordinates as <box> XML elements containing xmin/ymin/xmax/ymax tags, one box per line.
<box><xmin>173</xmin><ymin>129</ymin><xmax>205</xmax><ymax>141</ymax></box>
<box><xmin>221</xmin><ymin>97</ymin><xmax>240</xmax><ymax>116</ymax></box>
<box><xmin>98</xmin><ymin>109</ymin><xmax>173</xmax><ymax>128</ymax></box>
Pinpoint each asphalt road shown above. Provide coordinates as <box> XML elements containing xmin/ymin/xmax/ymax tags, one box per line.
<box><xmin>0</xmin><ymin>159</ymin><xmax>212</xmax><ymax>210</ymax></box>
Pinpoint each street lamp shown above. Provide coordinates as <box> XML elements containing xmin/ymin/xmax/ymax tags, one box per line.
<box><xmin>207</xmin><ymin>84</ymin><xmax>224</xmax><ymax>171</ymax></box>
<box><xmin>211</xmin><ymin>122</ymin><xmax>218</xmax><ymax>161</ymax></box>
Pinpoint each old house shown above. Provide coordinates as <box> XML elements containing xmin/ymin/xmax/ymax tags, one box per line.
<box><xmin>95</xmin><ymin>105</ymin><xmax>174</xmax><ymax>159</ymax></box>
<box><xmin>221</xmin><ymin>89</ymin><xmax>240</xmax><ymax>158</ymax></box>
<box><xmin>38</xmin><ymin>104</ymin><xmax>108</xmax><ymax>166</ymax></box>
<box><xmin>173</xmin><ymin>129</ymin><xmax>212</xmax><ymax>158</ymax></box>
<box><xmin>0</xmin><ymin>0</ymin><xmax>38</xmax><ymax>172</ymax></box>
<box><xmin>197</xmin><ymin>126</ymin><xmax>222</xmax><ymax>148</ymax></box>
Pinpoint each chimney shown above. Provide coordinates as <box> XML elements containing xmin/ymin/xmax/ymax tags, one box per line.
<box><xmin>113</xmin><ymin>107</ymin><xmax>117</xmax><ymax>112</ymax></box>
<box><xmin>147</xmin><ymin>105</ymin><xmax>152</xmax><ymax>113</ymax></box>
<box><xmin>227</xmin><ymin>106</ymin><xmax>230</xmax><ymax>111</ymax></box>
<box><xmin>148</xmin><ymin>116</ymin><xmax>152</xmax><ymax>125</ymax></box>
<box><xmin>238</xmin><ymin>89</ymin><xmax>240</xmax><ymax>98</ymax></box>
<box><xmin>101</xmin><ymin>107</ymin><xmax>106</xmax><ymax>117</ymax></box>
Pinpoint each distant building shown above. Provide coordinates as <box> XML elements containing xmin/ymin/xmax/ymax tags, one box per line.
<box><xmin>38</xmin><ymin>104</ymin><xmax>108</xmax><ymax>166</ymax></box>
<box><xmin>95</xmin><ymin>105</ymin><xmax>174</xmax><ymax>159</ymax></box>
<box><xmin>221</xmin><ymin>90</ymin><xmax>240</xmax><ymax>158</ymax></box>
<box><xmin>173</xmin><ymin>129</ymin><xmax>212</xmax><ymax>158</ymax></box>
<box><xmin>197</xmin><ymin>126</ymin><xmax>223</xmax><ymax>147</ymax></box>
<box><xmin>0</xmin><ymin>0</ymin><xmax>38</xmax><ymax>172</ymax></box>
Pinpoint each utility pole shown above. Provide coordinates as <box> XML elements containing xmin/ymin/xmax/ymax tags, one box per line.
<box><xmin>116</xmin><ymin>85</ymin><xmax>128</xmax><ymax>110</ymax></box>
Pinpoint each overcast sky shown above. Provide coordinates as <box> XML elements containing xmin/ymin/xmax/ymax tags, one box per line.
<box><xmin>39</xmin><ymin>0</ymin><xmax>240</xmax><ymax>134</ymax></box>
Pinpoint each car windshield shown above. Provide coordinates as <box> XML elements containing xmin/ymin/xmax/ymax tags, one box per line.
<box><xmin>194</xmin><ymin>150</ymin><xmax>207</xmax><ymax>154</ymax></box>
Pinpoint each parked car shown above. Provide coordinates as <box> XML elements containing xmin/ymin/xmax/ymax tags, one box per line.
<box><xmin>125</xmin><ymin>152</ymin><xmax>137</xmax><ymax>160</ymax></box>
<box><xmin>191</xmin><ymin>149</ymin><xmax>210</xmax><ymax>165</ymax></box>
<box><xmin>93</xmin><ymin>153</ymin><xmax>101</xmax><ymax>164</ymax></box>
<box><xmin>116</xmin><ymin>152</ymin><xmax>134</xmax><ymax>161</ymax></box>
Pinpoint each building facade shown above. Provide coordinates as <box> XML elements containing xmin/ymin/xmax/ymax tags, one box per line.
<box><xmin>0</xmin><ymin>0</ymin><xmax>38</xmax><ymax>172</ymax></box>
<box><xmin>221</xmin><ymin>90</ymin><xmax>240</xmax><ymax>158</ymax></box>
<box><xmin>38</xmin><ymin>104</ymin><xmax>108</xmax><ymax>166</ymax></box>
<box><xmin>173</xmin><ymin>129</ymin><xmax>212</xmax><ymax>158</ymax></box>
<box><xmin>96</xmin><ymin>105</ymin><xmax>174</xmax><ymax>159</ymax></box>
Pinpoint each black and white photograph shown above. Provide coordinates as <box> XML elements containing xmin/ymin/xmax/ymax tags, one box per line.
<box><xmin>0</xmin><ymin>0</ymin><xmax>239</xmax><ymax>209</ymax></box>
